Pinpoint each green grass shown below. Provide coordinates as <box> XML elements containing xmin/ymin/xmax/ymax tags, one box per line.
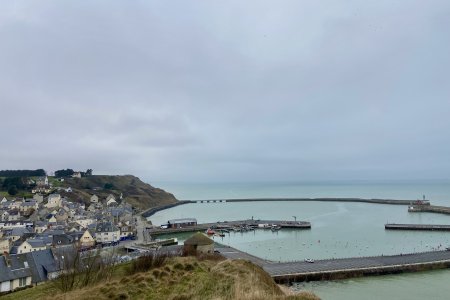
<box><xmin>1</xmin><ymin>257</ymin><xmax>319</xmax><ymax>300</ymax></box>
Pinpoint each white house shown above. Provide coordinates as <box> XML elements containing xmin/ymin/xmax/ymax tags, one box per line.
<box><xmin>90</xmin><ymin>195</ymin><xmax>99</xmax><ymax>203</ymax></box>
<box><xmin>33</xmin><ymin>194</ymin><xmax>44</xmax><ymax>204</ymax></box>
<box><xmin>0</xmin><ymin>238</ymin><xmax>10</xmax><ymax>254</ymax></box>
<box><xmin>75</xmin><ymin>218</ymin><xmax>94</xmax><ymax>229</ymax></box>
<box><xmin>0</xmin><ymin>257</ymin><xmax>32</xmax><ymax>292</ymax></box>
<box><xmin>45</xmin><ymin>194</ymin><xmax>61</xmax><ymax>208</ymax></box>
<box><xmin>17</xmin><ymin>239</ymin><xmax>46</xmax><ymax>254</ymax></box>
<box><xmin>1</xmin><ymin>211</ymin><xmax>9</xmax><ymax>221</ymax></box>
<box><xmin>105</xmin><ymin>194</ymin><xmax>117</xmax><ymax>207</ymax></box>
<box><xmin>95</xmin><ymin>222</ymin><xmax>120</xmax><ymax>244</ymax></box>
<box><xmin>80</xmin><ymin>229</ymin><xmax>96</xmax><ymax>248</ymax></box>
<box><xmin>106</xmin><ymin>198</ymin><xmax>117</xmax><ymax>207</ymax></box>
<box><xmin>34</xmin><ymin>221</ymin><xmax>48</xmax><ymax>234</ymax></box>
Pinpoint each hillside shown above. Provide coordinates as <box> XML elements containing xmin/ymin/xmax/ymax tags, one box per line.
<box><xmin>2</xmin><ymin>256</ymin><xmax>319</xmax><ymax>300</ymax></box>
<box><xmin>55</xmin><ymin>175</ymin><xmax>177</xmax><ymax>211</ymax></box>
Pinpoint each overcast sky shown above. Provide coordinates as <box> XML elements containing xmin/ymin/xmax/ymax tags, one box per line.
<box><xmin>1</xmin><ymin>1</ymin><xmax>450</xmax><ymax>182</ymax></box>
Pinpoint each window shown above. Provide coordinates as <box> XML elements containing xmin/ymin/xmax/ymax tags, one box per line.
<box><xmin>19</xmin><ymin>277</ymin><xmax>27</xmax><ymax>287</ymax></box>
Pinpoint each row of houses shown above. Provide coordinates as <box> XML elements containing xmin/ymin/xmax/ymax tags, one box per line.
<box><xmin>1</xmin><ymin>193</ymin><xmax>137</xmax><ymax>257</ymax></box>
<box><xmin>1</xmin><ymin>220</ymin><xmax>135</xmax><ymax>255</ymax></box>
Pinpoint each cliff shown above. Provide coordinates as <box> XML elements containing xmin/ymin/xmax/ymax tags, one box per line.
<box><xmin>56</xmin><ymin>175</ymin><xmax>177</xmax><ymax>211</ymax></box>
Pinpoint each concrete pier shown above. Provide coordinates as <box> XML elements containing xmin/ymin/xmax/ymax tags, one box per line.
<box><xmin>408</xmin><ymin>205</ymin><xmax>450</xmax><ymax>215</ymax></box>
<box><xmin>385</xmin><ymin>223</ymin><xmax>450</xmax><ymax>231</ymax></box>
<box><xmin>214</xmin><ymin>245</ymin><xmax>450</xmax><ymax>283</ymax></box>
<box><xmin>195</xmin><ymin>198</ymin><xmax>418</xmax><ymax>205</ymax></box>
<box><xmin>147</xmin><ymin>219</ymin><xmax>311</xmax><ymax>237</ymax></box>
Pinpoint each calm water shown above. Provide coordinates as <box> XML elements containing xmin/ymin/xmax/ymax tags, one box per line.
<box><xmin>149</xmin><ymin>181</ymin><xmax>450</xmax><ymax>300</ymax></box>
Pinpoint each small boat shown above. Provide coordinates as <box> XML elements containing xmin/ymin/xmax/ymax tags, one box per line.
<box><xmin>271</xmin><ymin>226</ymin><xmax>281</xmax><ymax>231</ymax></box>
<box><xmin>206</xmin><ymin>228</ymin><xmax>215</xmax><ymax>235</ymax></box>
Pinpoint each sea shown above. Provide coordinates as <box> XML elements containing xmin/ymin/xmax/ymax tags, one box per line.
<box><xmin>148</xmin><ymin>180</ymin><xmax>450</xmax><ymax>300</ymax></box>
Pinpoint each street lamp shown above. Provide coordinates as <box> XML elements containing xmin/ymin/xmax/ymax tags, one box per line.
<box><xmin>293</xmin><ymin>216</ymin><xmax>297</xmax><ymax>222</ymax></box>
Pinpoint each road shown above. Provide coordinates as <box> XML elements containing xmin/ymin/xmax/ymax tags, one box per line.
<box><xmin>215</xmin><ymin>244</ymin><xmax>450</xmax><ymax>281</ymax></box>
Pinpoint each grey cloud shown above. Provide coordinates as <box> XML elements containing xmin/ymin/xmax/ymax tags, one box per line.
<box><xmin>1</xmin><ymin>1</ymin><xmax>450</xmax><ymax>182</ymax></box>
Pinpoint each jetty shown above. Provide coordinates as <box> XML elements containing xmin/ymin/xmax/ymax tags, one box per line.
<box><xmin>214</xmin><ymin>245</ymin><xmax>450</xmax><ymax>283</ymax></box>
<box><xmin>408</xmin><ymin>204</ymin><xmax>450</xmax><ymax>215</ymax></box>
<box><xmin>147</xmin><ymin>219</ymin><xmax>311</xmax><ymax>237</ymax></box>
<box><xmin>195</xmin><ymin>198</ymin><xmax>418</xmax><ymax>205</ymax></box>
<box><xmin>141</xmin><ymin>201</ymin><xmax>194</xmax><ymax>218</ymax></box>
<box><xmin>385</xmin><ymin>223</ymin><xmax>450</xmax><ymax>231</ymax></box>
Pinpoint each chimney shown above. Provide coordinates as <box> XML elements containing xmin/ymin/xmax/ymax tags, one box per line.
<box><xmin>4</xmin><ymin>252</ymin><xmax>10</xmax><ymax>267</ymax></box>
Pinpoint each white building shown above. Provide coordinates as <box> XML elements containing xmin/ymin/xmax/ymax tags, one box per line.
<box><xmin>45</xmin><ymin>194</ymin><xmax>61</xmax><ymax>208</ymax></box>
<box><xmin>90</xmin><ymin>195</ymin><xmax>99</xmax><ymax>203</ymax></box>
<box><xmin>95</xmin><ymin>222</ymin><xmax>120</xmax><ymax>244</ymax></box>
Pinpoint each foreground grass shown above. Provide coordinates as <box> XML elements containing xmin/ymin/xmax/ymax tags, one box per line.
<box><xmin>2</xmin><ymin>257</ymin><xmax>318</xmax><ymax>300</ymax></box>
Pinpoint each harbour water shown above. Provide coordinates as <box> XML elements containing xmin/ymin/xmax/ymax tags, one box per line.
<box><xmin>149</xmin><ymin>180</ymin><xmax>450</xmax><ymax>300</ymax></box>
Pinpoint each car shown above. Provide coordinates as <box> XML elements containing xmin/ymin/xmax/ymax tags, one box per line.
<box><xmin>304</xmin><ymin>258</ymin><xmax>315</xmax><ymax>263</ymax></box>
<box><xmin>120</xmin><ymin>255</ymin><xmax>132</xmax><ymax>263</ymax></box>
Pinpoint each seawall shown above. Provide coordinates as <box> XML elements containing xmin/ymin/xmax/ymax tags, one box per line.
<box><xmin>196</xmin><ymin>198</ymin><xmax>416</xmax><ymax>205</ymax></box>
<box><xmin>141</xmin><ymin>200</ymin><xmax>195</xmax><ymax>218</ymax></box>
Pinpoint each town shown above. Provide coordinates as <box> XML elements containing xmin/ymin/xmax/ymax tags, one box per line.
<box><xmin>0</xmin><ymin>171</ymin><xmax>143</xmax><ymax>293</ymax></box>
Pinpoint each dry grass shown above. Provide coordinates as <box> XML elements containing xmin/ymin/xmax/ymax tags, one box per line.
<box><xmin>3</xmin><ymin>257</ymin><xmax>319</xmax><ymax>300</ymax></box>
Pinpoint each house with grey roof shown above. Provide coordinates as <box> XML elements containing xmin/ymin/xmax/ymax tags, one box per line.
<box><xmin>52</xmin><ymin>234</ymin><xmax>75</xmax><ymax>248</ymax></box>
<box><xmin>12</xmin><ymin>239</ymin><xmax>46</xmax><ymax>254</ymax></box>
<box><xmin>13</xmin><ymin>249</ymin><xmax>60</xmax><ymax>284</ymax></box>
<box><xmin>7</xmin><ymin>227</ymin><xmax>33</xmax><ymax>242</ymax></box>
<box><xmin>95</xmin><ymin>221</ymin><xmax>120</xmax><ymax>244</ymax></box>
<box><xmin>0</xmin><ymin>255</ymin><xmax>32</xmax><ymax>292</ymax></box>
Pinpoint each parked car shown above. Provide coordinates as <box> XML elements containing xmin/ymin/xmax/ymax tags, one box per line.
<box><xmin>304</xmin><ymin>258</ymin><xmax>315</xmax><ymax>263</ymax></box>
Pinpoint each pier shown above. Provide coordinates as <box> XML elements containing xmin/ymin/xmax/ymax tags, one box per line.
<box><xmin>141</xmin><ymin>201</ymin><xmax>195</xmax><ymax>218</ymax></box>
<box><xmin>147</xmin><ymin>219</ymin><xmax>311</xmax><ymax>237</ymax></box>
<box><xmin>194</xmin><ymin>198</ymin><xmax>418</xmax><ymax>205</ymax></box>
<box><xmin>385</xmin><ymin>223</ymin><xmax>450</xmax><ymax>231</ymax></box>
<box><xmin>408</xmin><ymin>205</ymin><xmax>450</xmax><ymax>215</ymax></box>
<box><xmin>214</xmin><ymin>245</ymin><xmax>450</xmax><ymax>283</ymax></box>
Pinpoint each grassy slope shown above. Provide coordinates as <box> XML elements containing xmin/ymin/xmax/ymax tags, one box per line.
<box><xmin>58</xmin><ymin>175</ymin><xmax>177</xmax><ymax>210</ymax></box>
<box><xmin>2</xmin><ymin>257</ymin><xmax>319</xmax><ymax>300</ymax></box>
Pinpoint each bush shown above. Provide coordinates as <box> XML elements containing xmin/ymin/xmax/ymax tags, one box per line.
<box><xmin>8</xmin><ymin>185</ymin><xmax>18</xmax><ymax>196</ymax></box>
<box><xmin>127</xmin><ymin>252</ymin><xmax>170</xmax><ymax>275</ymax></box>
<box><xmin>104</xmin><ymin>183</ymin><xmax>114</xmax><ymax>190</ymax></box>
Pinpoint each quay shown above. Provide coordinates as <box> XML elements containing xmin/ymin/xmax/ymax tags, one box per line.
<box><xmin>141</xmin><ymin>201</ymin><xmax>194</xmax><ymax>218</ymax></box>
<box><xmin>214</xmin><ymin>245</ymin><xmax>450</xmax><ymax>283</ymax></box>
<box><xmin>147</xmin><ymin>219</ymin><xmax>311</xmax><ymax>237</ymax></box>
<box><xmin>195</xmin><ymin>198</ymin><xmax>419</xmax><ymax>205</ymax></box>
<box><xmin>408</xmin><ymin>204</ymin><xmax>450</xmax><ymax>215</ymax></box>
<box><xmin>385</xmin><ymin>223</ymin><xmax>450</xmax><ymax>231</ymax></box>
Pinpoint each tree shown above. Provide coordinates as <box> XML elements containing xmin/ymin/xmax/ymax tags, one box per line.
<box><xmin>55</xmin><ymin>169</ymin><xmax>74</xmax><ymax>178</ymax></box>
<box><xmin>0</xmin><ymin>169</ymin><xmax>45</xmax><ymax>177</ymax></box>
<box><xmin>8</xmin><ymin>185</ymin><xmax>18</xmax><ymax>196</ymax></box>
<box><xmin>85</xmin><ymin>169</ymin><xmax>93</xmax><ymax>176</ymax></box>
<box><xmin>104</xmin><ymin>183</ymin><xmax>114</xmax><ymax>190</ymax></box>
<box><xmin>2</xmin><ymin>177</ymin><xmax>27</xmax><ymax>190</ymax></box>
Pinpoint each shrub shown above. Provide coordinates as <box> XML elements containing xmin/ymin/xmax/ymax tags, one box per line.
<box><xmin>127</xmin><ymin>252</ymin><xmax>171</xmax><ymax>275</ymax></box>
